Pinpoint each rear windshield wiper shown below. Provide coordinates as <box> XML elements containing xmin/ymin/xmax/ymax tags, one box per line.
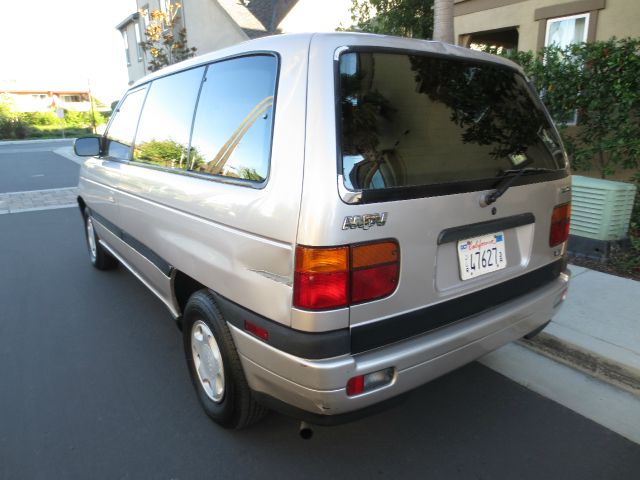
<box><xmin>483</xmin><ymin>167</ymin><xmax>556</xmax><ymax>206</ymax></box>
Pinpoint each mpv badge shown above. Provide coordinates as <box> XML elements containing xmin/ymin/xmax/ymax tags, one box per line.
<box><xmin>342</xmin><ymin>212</ymin><xmax>388</xmax><ymax>230</ymax></box>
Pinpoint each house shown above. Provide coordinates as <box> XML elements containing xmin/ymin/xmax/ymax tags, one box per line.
<box><xmin>117</xmin><ymin>0</ymin><xmax>352</xmax><ymax>84</ymax></box>
<box><xmin>454</xmin><ymin>0</ymin><xmax>639</xmax><ymax>52</ymax></box>
<box><xmin>0</xmin><ymin>81</ymin><xmax>95</xmax><ymax>113</ymax></box>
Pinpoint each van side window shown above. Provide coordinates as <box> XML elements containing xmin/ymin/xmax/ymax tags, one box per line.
<box><xmin>133</xmin><ymin>67</ymin><xmax>205</xmax><ymax>170</ymax></box>
<box><xmin>189</xmin><ymin>55</ymin><xmax>277</xmax><ymax>183</ymax></box>
<box><xmin>105</xmin><ymin>88</ymin><xmax>147</xmax><ymax>161</ymax></box>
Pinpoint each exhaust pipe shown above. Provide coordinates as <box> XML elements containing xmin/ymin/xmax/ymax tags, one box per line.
<box><xmin>299</xmin><ymin>421</ymin><xmax>313</xmax><ymax>439</ymax></box>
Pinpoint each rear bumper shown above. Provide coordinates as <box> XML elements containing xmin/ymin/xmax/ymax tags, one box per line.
<box><xmin>229</xmin><ymin>269</ymin><xmax>570</xmax><ymax>421</ymax></box>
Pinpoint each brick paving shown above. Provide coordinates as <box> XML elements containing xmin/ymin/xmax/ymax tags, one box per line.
<box><xmin>0</xmin><ymin>187</ymin><xmax>78</xmax><ymax>214</ymax></box>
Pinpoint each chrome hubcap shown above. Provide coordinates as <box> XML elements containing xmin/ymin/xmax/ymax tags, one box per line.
<box><xmin>191</xmin><ymin>320</ymin><xmax>225</xmax><ymax>403</ymax></box>
<box><xmin>86</xmin><ymin>217</ymin><xmax>97</xmax><ymax>261</ymax></box>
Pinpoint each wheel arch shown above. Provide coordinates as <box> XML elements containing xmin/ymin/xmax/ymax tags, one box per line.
<box><xmin>173</xmin><ymin>270</ymin><xmax>208</xmax><ymax>327</ymax></box>
<box><xmin>77</xmin><ymin>195</ymin><xmax>87</xmax><ymax>215</ymax></box>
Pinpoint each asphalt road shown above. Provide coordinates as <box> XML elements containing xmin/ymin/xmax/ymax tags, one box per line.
<box><xmin>0</xmin><ymin>140</ymin><xmax>78</xmax><ymax>193</ymax></box>
<box><xmin>1</xmin><ymin>208</ymin><xmax>639</xmax><ymax>479</ymax></box>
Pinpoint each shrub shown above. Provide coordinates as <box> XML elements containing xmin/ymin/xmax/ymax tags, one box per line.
<box><xmin>21</xmin><ymin>111</ymin><xmax>59</xmax><ymax>126</ymax></box>
<box><xmin>501</xmin><ymin>38</ymin><xmax>640</xmax><ymax>178</ymax></box>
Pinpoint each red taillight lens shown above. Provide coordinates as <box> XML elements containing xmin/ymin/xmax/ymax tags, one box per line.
<box><xmin>549</xmin><ymin>203</ymin><xmax>571</xmax><ymax>247</ymax></box>
<box><xmin>293</xmin><ymin>271</ymin><xmax>349</xmax><ymax>310</ymax></box>
<box><xmin>293</xmin><ymin>241</ymin><xmax>399</xmax><ymax>310</ymax></box>
<box><xmin>293</xmin><ymin>246</ymin><xmax>349</xmax><ymax>310</ymax></box>
<box><xmin>351</xmin><ymin>263</ymin><xmax>399</xmax><ymax>303</ymax></box>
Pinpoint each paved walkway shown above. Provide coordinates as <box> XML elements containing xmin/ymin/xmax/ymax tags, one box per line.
<box><xmin>482</xmin><ymin>264</ymin><xmax>640</xmax><ymax>444</ymax></box>
<box><xmin>0</xmin><ymin>187</ymin><xmax>78</xmax><ymax>214</ymax></box>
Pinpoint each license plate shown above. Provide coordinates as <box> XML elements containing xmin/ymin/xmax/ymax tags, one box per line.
<box><xmin>457</xmin><ymin>232</ymin><xmax>507</xmax><ymax>280</ymax></box>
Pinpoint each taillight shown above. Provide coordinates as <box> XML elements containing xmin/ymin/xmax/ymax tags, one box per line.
<box><xmin>293</xmin><ymin>246</ymin><xmax>349</xmax><ymax>310</ymax></box>
<box><xmin>293</xmin><ymin>240</ymin><xmax>399</xmax><ymax>310</ymax></box>
<box><xmin>549</xmin><ymin>203</ymin><xmax>571</xmax><ymax>247</ymax></box>
<box><xmin>351</xmin><ymin>241</ymin><xmax>399</xmax><ymax>304</ymax></box>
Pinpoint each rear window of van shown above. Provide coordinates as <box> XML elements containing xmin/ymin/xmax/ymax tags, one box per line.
<box><xmin>338</xmin><ymin>51</ymin><xmax>565</xmax><ymax>192</ymax></box>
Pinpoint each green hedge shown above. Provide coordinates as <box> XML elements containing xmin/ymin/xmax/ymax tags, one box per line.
<box><xmin>500</xmin><ymin>38</ymin><xmax>640</xmax><ymax>179</ymax></box>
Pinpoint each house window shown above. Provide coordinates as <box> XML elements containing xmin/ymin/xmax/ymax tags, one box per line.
<box><xmin>141</xmin><ymin>4</ymin><xmax>150</xmax><ymax>27</ymax></box>
<box><xmin>135</xmin><ymin>22</ymin><xmax>144</xmax><ymax>61</ymax></box>
<box><xmin>545</xmin><ymin>13</ymin><xmax>589</xmax><ymax>48</ymax></box>
<box><xmin>31</xmin><ymin>94</ymin><xmax>48</xmax><ymax>100</ymax></box>
<box><xmin>544</xmin><ymin>13</ymin><xmax>589</xmax><ymax>125</ymax></box>
<box><xmin>62</xmin><ymin>95</ymin><xmax>83</xmax><ymax>103</ymax></box>
<box><xmin>122</xmin><ymin>30</ymin><xmax>131</xmax><ymax>66</ymax></box>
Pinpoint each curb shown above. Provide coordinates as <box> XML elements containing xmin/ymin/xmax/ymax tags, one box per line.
<box><xmin>0</xmin><ymin>138</ymin><xmax>76</xmax><ymax>146</ymax></box>
<box><xmin>520</xmin><ymin>333</ymin><xmax>640</xmax><ymax>396</ymax></box>
<box><xmin>53</xmin><ymin>146</ymin><xmax>83</xmax><ymax>166</ymax></box>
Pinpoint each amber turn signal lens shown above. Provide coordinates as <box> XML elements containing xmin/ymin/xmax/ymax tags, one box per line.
<box><xmin>351</xmin><ymin>241</ymin><xmax>399</xmax><ymax>269</ymax></box>
<box><xmin>295</xmin><ymin>245</ymin><xmax>348</xmax><ymax>273</ymax></box>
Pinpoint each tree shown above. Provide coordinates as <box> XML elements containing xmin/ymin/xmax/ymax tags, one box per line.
<box><xmin>349</xmin><ymin>0</ymin><xmax>434</xmax><ymax>39</ymax></box>
<box><xmin>139</xmin><ymin>1</ymin><xmax>197</xmax><ymax>72</ymax></box>
<box><xmin>433</xmin><ymin>0</ymin><xmax>454</xmax><ymax>43</ymax></box>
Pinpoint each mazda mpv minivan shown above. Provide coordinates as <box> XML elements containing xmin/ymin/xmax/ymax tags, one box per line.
<box><xmin>74</xmin><ymin>32</ymin><xmax>571</xmax><ymax>430</ymax></box>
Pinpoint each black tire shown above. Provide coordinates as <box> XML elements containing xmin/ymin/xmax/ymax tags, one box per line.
<box><xmin>83</xmin><ymin>208</ymin><xmax>118</xmax><ymax>270</ymax></box>
<box><xmin>183</xmin><ymin>290</ymin><xmax>268</xmax><ymax>429</ymax></box>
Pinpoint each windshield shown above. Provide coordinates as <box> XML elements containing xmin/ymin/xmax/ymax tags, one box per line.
<box><xmin>339</xmin><ymin>51</ymin><xmax>565</xmax><ymax>191</ymax></box>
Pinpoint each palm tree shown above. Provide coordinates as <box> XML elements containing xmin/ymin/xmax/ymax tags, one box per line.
<box><xmin>433</xmin><ymin>0</ymin><xmax>454</xmax><ymax>44</ymax></box>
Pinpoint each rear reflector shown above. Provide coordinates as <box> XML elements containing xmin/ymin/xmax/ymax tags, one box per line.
<box><xmin>346</xmin><ymin>368</ymin><xmax>395</xmax><ymax>396</ymax></box>
<box><xmin>244</xmin><ymin>320</ymin><xmax>269</xmax><ymax>341</ymax></box>
<box><xmin>346</xmin><ymin>375</ymin><xmax>365</xmax><ymax>396</ymax></box>
<box><xmin>293</xmin><ymin>241</ymin><xmax>399</xmax><ymax>310</ymax></box>
<box><xmin>549</xmin><ymin>203</ymin><xmax>571</xmax><ymax>247</ymax></box>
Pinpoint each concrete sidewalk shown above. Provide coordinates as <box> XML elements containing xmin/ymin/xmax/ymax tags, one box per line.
<box><xmin>521</xmin><ymin>265</ymin><xmax>640</xmax><ymax>395</ymax></box>
<box><xmin>480</xmin><ymin>264</ymin><xmax>640</xmax><ymax>444</ymax></box>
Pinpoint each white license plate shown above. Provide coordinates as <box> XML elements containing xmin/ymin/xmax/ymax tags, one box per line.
<box><xmin>457</xmin><ymin>232</ymin><xmax>507</xmax><ymax>280</ymax></box>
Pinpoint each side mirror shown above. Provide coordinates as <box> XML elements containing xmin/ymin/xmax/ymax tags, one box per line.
<box><xmin>74</xmin><ymin>137</ymin><xmax>102</xmax><ymax>157</ymax></box>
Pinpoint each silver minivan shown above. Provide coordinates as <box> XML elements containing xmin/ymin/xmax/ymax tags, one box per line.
<box><xmin>74</xmin><ymin>33</ymin><xmax>571</xmax><ymax>430</ymax></box>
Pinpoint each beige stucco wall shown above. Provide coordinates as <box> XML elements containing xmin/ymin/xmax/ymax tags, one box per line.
<box><xmin>181</xmin><ymin>0</ymin><xmax>248</xmax><ymax>56</ymax></box>
<box><xmin>454</xmin><ymin>0</ymin><xmax>639</xmax><ymax>52</ymax></box>
<box><xmin>595</xmin><ymin>0</ymin><xmax>640</xmax><ymax>40</ymax></box>
<box><xmin>123</xmin><ymin>22</ymin><xmax>147</xmax><ymax>85</ymax></box>
<box><xmin>122</xmin><ymin>0</ymin><xmax>248</xmax><ymax>84</ymax></box>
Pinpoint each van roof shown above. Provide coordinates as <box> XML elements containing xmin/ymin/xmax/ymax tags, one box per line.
<box><xmin>130</xmin><ymin>32</ymin><xmax>523</xmax><ymax>90</ymax></box>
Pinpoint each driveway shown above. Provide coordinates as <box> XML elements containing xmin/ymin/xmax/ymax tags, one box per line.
<box><xmin>1</xmin><ymin>208</ymin><xmax>639</xmax><ymax>479</ymax></box>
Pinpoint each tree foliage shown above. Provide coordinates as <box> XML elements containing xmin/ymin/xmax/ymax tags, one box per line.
<box><xmin>139</xmin><ymin>1</ymin><xmax>197</xmax><ymax>72</ymax></box>
<box><xmin>135</xmin><ymin>139</ymin><xmax>204</xmax><ymax>170</ymax></box>
<box><xmin>500</xmin><ymin>38</ymin><xmax>640</xmax><ymax>178</ymax></box>
<box><xmin>348</xmin><ymin>0</ymin><xmax>434</xmax><ymax>39</ymax></box>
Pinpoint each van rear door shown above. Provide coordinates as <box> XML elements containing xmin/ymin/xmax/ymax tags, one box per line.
<box><xmin>338</xmin><ymin>49</ymin><xmax>570</xmax><ymax>337</ymax></box>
